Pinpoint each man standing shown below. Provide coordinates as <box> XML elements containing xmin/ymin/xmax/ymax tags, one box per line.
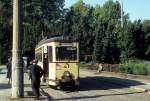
<box><xmin>6</xmin><ymin>58</ymin><xmax>12</xmax><ymax>85</ymax></box>
<box><xmin>30</xmin><ymin>59</ymin><xmax>44</xmax><ymax>99</ymax></box>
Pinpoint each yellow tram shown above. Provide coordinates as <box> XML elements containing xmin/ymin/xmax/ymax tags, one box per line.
<box><xmin>35</xmin><ymin>36</ymin><xmax>79</xmax><ymax>88</ymax></box>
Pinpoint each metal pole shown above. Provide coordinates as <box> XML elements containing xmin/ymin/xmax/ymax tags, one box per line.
<box><xmin>121</xmin><ymin>1</ymin><xmax>123</xmax><ymax>28</ymax></box>
<box><xmin>12</xmin><ymin>0</ymin><xmax>24</xmax><ymax>98</ymax></box>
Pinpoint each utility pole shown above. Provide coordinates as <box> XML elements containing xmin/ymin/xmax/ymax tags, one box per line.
<box><xmin>12</xmin><ymin>0</ymin><xmax>24</xmax><ymax>98</ymax></box>
<box><xmin>121</xmin><ymin>1</ymin><xmax>123</xmax><ymax>28</ymax></box>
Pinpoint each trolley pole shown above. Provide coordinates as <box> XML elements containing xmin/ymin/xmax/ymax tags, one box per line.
<box><xmin>12</xmin><ymin>0</ymin><xmax>24</xmax><ymax>98</ymax></box>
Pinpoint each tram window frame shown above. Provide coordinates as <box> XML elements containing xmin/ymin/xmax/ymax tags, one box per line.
<box><xmin>35</xmin><ymin>48</ymin><xmax>42</xmax><ymax>62</ymax></box>
<box><xmin>35</xmin><ymin>52</ymin><xmax>42</xmax><ymax>62</ymax></box>
<box><xmin>56</xmin><ymin>46</ymin><xmax>77</xmax><ymax>61</ymax></box>
<box><xmin>48</xmin><ymin>46</ymin><xmax>53</xmax><ymax>61</ymax></box>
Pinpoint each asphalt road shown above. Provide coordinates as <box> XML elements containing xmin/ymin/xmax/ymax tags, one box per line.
<box><xmin>41</xmin><ymin>70</ymin><xmax>150</xmax><ymax>101</ymax></box>
<box><xmin>0</xmin><ymin>65</ymin><xmax>150</xmax><ymax>101</ymax></box>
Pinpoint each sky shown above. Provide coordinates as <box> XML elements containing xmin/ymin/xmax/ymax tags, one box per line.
<box><xmin>64</xmin><ymin>0</ymin><xmax>150</xmax><ymax>21</ymax></box>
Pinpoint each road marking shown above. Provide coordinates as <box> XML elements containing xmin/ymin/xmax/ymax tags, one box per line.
<box><xmin>131</xmin><ymin>87</ymin><xmax>150</xmax><ymax>95</ymax></box>
<box><xmin>130</xmin><ymin>86</ymin><xmax>145</xmax><ymax>91</ymax></box>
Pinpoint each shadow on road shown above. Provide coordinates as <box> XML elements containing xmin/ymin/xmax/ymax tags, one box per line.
<box><xmin>77</xmin><ymin>76</ymin><xmax>145</xmax><ymax>91</ymax></box>
<box><xmin>25</xmin><ymin>91</ymin><xmax>47</xmax><ymax>100</ymax></box>
<box><xmin>0</xmin><ymin>83</ymin><xmax>11</xmax><ymax>89</ymax></box>
<box><xmin>51</xmin><ymin>76</ymin><xmax>146</xmax><ymax>100</ymax></box>
<box><xmin>25</xmin><ymin>91</ymin><xmax>35</xmax><ymax>96</ymax></box>
<box><xmin>41</xmin><ymin>88</ymin><xmax>52</xmax><ymax>101</ymax></box>
<box><xmin>57</xmin><ymin>76</ymin><xmax>145</xmax><ymax>92</ymax></box>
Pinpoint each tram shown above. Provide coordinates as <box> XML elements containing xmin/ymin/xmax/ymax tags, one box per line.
<box><xmin>35</xmin><ymin>36</ymin><xmax>79</xmax><ymax>88</ymax></box>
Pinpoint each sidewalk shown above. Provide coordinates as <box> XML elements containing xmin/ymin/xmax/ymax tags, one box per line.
<box><xmin>0</xmin><ymin>65</ymin><xmax>48</xmax><ymax>101</ymax></box>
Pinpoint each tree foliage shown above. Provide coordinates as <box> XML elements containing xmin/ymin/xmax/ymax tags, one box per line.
<box><xmin>0</xmin><ymin>0</ymin><xmax>150</xmax><ymax>64</ymax></box>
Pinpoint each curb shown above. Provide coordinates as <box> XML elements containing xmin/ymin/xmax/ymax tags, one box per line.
<box><xmin>130</xmin><ymin>86</ymin><xmax>148</xmax><ymax>92</ymax></box>
<box><xmin>129</xmin><ymin>86</ymin><xmax>150</xmax><ymax>94</ymax></box>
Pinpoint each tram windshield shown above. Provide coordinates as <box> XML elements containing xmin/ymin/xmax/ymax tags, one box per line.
<box><xmin>56</xmin><ymin>46</ymin><xmax>77</xmax><ymax>61</ymax></box>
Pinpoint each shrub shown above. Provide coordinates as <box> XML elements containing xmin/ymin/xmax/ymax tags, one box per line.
<box><xmin>132</xmin><ymin>63</ymin><xmax>147</xmax><ymax>75</ymax></box>
<box><xmin>119</xmin><ymin>60</ymin><xmax>150</xmax><ymax>75</ymax></box>
<box><xmin>119</xmin><ymin>62</ymin><xmax>133</xmax><ymax>74</ymax></box>
<box><xmin>145</xmin><ymin>65</ymin><xmax>150</xmax><ymax>75</ymax></box>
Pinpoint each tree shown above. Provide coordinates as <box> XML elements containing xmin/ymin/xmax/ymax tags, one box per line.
<box><xmin>0</xmin><ymin>0</ymin><xmax>65</xmax><ymax>63</ymax></box>
<box><xmin>0</xmin><ymin>0</ymin><xmax>12</xmax><ymax>63</ymax></box>
<box><xmin>22</xmin><ymin>0</ymin><xmax>65</xmax><ymax>51</ymax></box>
<box><xmin>92</xmin><ymin>18</ymin><xmax>105</xmax><ymax>62</ymax></box>
<box><xmin>92</xmin><ymin>0</ymin><xmax>122</xmax><ymax>63</ymax></box>
<box><xmin>132</xmin><ymin>20</ymin><xmax>145</xmax><ymax>58</ymax></box>
<box><xmin>142</xmin><ymin>20</ymin><xmax>150</xmax><ymax>59</ymax></box>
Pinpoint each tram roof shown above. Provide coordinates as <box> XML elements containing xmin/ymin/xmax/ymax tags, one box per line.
<box><xmin>36</xmin><ymin>36</ymin><xmax>78</xmax><ymax>48</ymax></box>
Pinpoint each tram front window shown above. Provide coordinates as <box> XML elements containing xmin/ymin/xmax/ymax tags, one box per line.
<box><xmin>56</xmin><ymin>46</ymin><xmax>77</xmax><ymax>61</ymax></box>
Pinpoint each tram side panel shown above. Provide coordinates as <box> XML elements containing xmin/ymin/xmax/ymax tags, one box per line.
<box><xmin>48</xmin><ymin>63</ymin><xmax>55</xmax><ymax>86</ymax></box>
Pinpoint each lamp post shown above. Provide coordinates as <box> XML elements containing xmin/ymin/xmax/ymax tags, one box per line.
<box><xmin>12</xmin><ymin>0</ymin><xmax>24</xmax><ymax>98</ymax></box>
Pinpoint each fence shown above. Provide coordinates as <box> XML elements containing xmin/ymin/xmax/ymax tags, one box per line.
<box><xmin>87</xmin><ymin>63</ymin><xmax>120</xmax><ymax>72</ymax></box>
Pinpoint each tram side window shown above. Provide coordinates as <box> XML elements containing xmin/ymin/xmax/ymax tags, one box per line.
<box><xmin>48</xmin><ymin>46</ymin><xmax>53</xmax><ymax>61</ymax></box>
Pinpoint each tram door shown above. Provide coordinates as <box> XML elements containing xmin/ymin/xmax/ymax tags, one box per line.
<box><xmin>43</xmin><ymin>46</ymin><xmax>49</xmax><ymax>82</ymax></box>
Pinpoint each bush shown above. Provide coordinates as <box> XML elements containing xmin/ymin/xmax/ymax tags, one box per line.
<box><xmin>145</xmin><ymin>65</ymin><xmax>150</xmax><ymax>75</ymax></box>
<box><xmin>132</xmin><ymin>63</ymin><xmax>147</xmax><ymax>75</ymax></box>
<box><xmin>119</xmin><ymin>61</ymin><xmax>133</xmax><ymax>74</ymax></box>
<box><xmin>119</xmin><ymin>60</ymin><xmax>150</xmax><ymax>75</ymax></box>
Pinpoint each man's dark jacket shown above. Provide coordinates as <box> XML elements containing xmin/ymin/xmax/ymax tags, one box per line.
<box><xmin>30</xmin><ymin>64</ymin><xmax>44</xmax><ymax>87</ymax></box>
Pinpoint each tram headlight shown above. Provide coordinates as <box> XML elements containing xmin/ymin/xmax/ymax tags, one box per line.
<box><xmin>64</xmin><ymin>71</ymin><xmax>71</xmax><ymax>77</ymax></box>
